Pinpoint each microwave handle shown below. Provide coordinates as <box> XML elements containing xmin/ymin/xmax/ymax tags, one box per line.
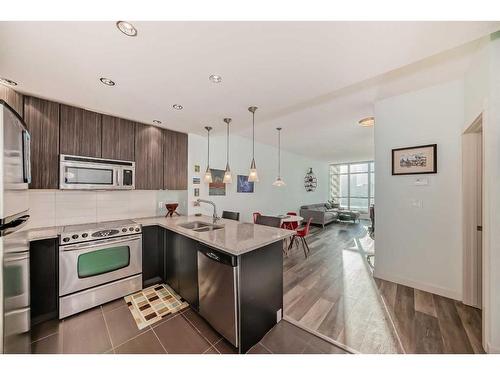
<box><xmin>22</xmin><ymin>130</ymin><xmax>31</xmax><ymax>184</ymax></box>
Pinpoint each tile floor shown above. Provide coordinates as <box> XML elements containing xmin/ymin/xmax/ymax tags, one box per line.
<box><xmin>30</xmin><ymin>297</ymin><xmax>348</xmax><ymax>354</ymax></box>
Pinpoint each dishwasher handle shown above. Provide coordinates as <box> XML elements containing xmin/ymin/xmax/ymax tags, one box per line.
<box><xmin>197</xmin><ymin>244</ymin><xmax>237</xmax><ymax>267</ymax></box>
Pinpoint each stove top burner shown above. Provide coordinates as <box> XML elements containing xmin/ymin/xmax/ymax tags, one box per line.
<box><xmin>59</xmin><ymin>219</ymin><xmax>142</xmax><ymax>245</ymax></box>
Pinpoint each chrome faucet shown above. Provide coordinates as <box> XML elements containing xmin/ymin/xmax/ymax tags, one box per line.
<box><xmin>196</xmin><ymin>199</ymin><xmax>220</xmax><ymax>223</ymax></box>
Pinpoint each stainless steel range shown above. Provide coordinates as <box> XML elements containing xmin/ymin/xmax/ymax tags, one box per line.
<box><xmin>59</xmin><ymin>220</ymin><xmax>142</xmax><ymax>318</ymax></box>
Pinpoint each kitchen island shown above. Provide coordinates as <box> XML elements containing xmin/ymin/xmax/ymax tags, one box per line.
<box><xmin>135</xmin><ymin>215</ymin><xmax>294</xmax><ymax>353</ymax></box>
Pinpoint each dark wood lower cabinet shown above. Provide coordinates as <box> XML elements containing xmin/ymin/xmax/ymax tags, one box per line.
<box><xmin>164</xmin><ymin>229</ymin><xmax>198</xmax><ymax>309</ymax></box>
<box><xmin>30</xmin><ymin>239</ymin><xmax>59</xmax><ymax>326</ymax></box>
<box><xmin>238</xmin><ymin>241</ymin><xmax>283</xmax><ymax>353</ymax></box>
<box><xmin>141</xmin><ymin>226</ymin><xmax>166</xmax><ymax>288</ymax></box>
<box><xmin>165</xmin><ymin>229</ymin><xmax>180</xmax><ymax>293</ymax></box>
<box><xmin>177</xmin><ymin>236</ymin><xmax>199</xmax><ymax>309</ymax></box>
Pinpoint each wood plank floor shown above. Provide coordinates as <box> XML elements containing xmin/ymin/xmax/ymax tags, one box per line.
<box><xmin>283</xmin><ymin>221</ymin><xmax>484</xmax><ymax>354</ymax></box>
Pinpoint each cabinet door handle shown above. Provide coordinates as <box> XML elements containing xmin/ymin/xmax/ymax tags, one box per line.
<box><xmin>206</xmin><ymin>252</ymin><xmax>220</xmax><ymax>262</ymax></box>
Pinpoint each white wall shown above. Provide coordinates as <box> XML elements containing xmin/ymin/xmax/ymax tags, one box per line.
<box><xmin>26</xmin><ymin>189</ymin><xmax>188</xmax><ymax>229</ymax></box>
<box><xmin>374</xmin><ymin>79</ymin><xmax>464</xmax><ymax>300</ymax></box>
<box><xmin>187</xmin><ymin>133</ymin><xmax>329</xmax><ymax>222</ymax></box>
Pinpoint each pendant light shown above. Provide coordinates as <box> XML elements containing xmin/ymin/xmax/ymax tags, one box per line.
<box><xmin>273</xmin><ymin>127</ymin><xmax>286</xmax><ymax>187</ymax></box>
<box><xmin>248</xmin><ymin>106</ymin><xmax>259</xmax><ymax>182</ymax></box>
<box><xmin>204</xmin><ymin>126</ymin><xmax>213</xmax><ymax>183</ymax></box>
<box><xmin>223</xmin><ymin>118</ymin><xmax>233</xmax><ymax>184</ymax></box>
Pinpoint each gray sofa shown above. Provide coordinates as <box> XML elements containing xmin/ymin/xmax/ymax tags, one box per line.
<box><xmin>300</xmin><ymin>203</ymin><xmax>360</xmax><ymax>228</ymax></box>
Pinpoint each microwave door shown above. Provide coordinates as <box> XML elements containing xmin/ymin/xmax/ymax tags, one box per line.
<box><xmin>61</xmin><ymin>164</ymin><xmax>116</xmax><ymax>189</ymax></box>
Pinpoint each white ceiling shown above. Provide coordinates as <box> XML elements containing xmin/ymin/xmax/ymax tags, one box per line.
<box><xmin>0</xmin><ymin>21</ymin><xmax>498</xmax><ymax>161</ymax></box>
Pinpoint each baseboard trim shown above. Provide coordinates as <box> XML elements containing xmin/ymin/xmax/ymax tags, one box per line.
<box><xmin>485</xmin><ymin>342</ymin><xmax>500</xmax><ymax>354</ymax></box>
<box><xmin>373</xmin><ymin>270</ymin><xmax>462</xmax><ymax>301</ymax></box>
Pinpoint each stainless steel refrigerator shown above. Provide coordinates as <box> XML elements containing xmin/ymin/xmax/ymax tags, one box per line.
<box><xmin>0</xmin><ymin>100</ymin><xmax>31</xmax><ymax>353</ymax></box>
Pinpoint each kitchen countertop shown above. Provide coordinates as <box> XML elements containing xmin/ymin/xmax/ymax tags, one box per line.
<box><xmin>133</xmin><ymin>215</ymin><xmax>294</xmax><ymax>256</ymax></box>
<box><xmin>22</xmin><ymin>215</ymin><xmax>294</xmax><ymax>256</ymax></box>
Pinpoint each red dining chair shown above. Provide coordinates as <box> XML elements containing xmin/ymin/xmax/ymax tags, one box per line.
<box><xmin>288</xmin><ymin>218</ymin><xmax>312</xmax><ymax>258</ymax></box>
<box><xmin>252</xmin><ymin>212</ymin><xmax>261</xmax><ymax>224</ymax></box>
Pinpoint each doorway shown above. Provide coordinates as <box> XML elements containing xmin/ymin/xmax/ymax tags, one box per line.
<box><xmin>462</xmin><ymin>114</ymin><xmax>483</xmax><ymax>308</ymax></box>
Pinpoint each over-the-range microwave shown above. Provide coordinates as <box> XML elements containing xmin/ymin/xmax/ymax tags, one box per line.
<box><xmin>59</xmin><ymin>154</ymin><xmax>135</xmax><ymax>190</ymax></box>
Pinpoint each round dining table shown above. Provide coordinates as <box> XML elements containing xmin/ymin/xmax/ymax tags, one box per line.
<box><xmin>280</xmin><ymin>215</ymin><xmax>303</xmax><ymax>230</ymax></box>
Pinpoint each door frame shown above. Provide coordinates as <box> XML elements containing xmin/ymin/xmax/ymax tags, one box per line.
<box><xmin>462</xmin><ymin>113</ymin><xmax>483</xmax><ymax>308</ymax></box>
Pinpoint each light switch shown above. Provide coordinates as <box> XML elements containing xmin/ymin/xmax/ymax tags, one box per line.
<box><xmin>411</xmin><ymin>199</ymin><xmax>423</xmax><ymax>208</ymax></box>
<box><xmin>414</xmin><ymin>177</ymin><xmax>429</xmax><ymax>186</ymax></box>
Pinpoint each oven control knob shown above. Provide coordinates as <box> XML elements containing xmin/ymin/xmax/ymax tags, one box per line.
<box><xmin>63</xmin><ymin>237</ymin><xmax>70</xmax><ymax>242</ymax></box>
<box><xmin>122</xmin><ymin>228</ymin><xmax>127</xmax><ymax>232</ymax></box>
<box><xmin>129</xmin><ymin>227</ymin><xmax>134</xmax><ymax>231</ymax></box>
<box><xmin>82</xmin><ymin>233</ymin><xmax>88</xmax><ymax>238</ymax></box>
<box><xmin>72</xmin><ymin>234</ymin><xmax>79</xmax><ymax>239</ymax></box>
<box><xmin>135</xmin><ymin>228</ymin><xmax>140</xmax><ymax>232</ymax></box>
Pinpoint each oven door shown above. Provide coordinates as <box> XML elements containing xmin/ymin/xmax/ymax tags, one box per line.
<box><xmin>59</xmin><ymin>234</ymin><xmax>142</xmax><ymax>296</ymax></box>
<box><xmin>60</xmin><ymin>161</ymin><xmax>118</xmax><ymax>190</ymax></box>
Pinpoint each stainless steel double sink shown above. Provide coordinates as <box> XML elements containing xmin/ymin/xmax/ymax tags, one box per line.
<box><xmin>178</xmin><ymin>221</ymin><xmax>224</xmax><ymax>232</ymax></box>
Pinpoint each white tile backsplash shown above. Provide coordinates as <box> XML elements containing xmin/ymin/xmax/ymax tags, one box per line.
<box><xmin>26</xmin><ymin>189</ymin><xmax>188</xmax><ymax>229</ymax></box>
<box><xmin>27</xmin><ymin>190</ymin><xmax>56</xmax><ymax>229</ymax></box>
<box><xmin>55</xmin><ymin>191</ymin><xmax>97</xmax><ymax>226</ymax></box>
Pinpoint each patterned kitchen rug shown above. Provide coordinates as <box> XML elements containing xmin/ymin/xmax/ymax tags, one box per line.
<box><xmin>124</xmin><ymin>284</ymin><xmax>189</xmax><ymax>330</ymax></box>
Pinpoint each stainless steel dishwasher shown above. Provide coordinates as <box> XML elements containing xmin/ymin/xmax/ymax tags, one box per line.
<box><xmin>197</xmin><ymin>244</ymin><xmax>239</xmax><ymax>347</ymax></box>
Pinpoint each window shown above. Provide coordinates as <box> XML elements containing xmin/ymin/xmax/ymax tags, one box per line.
<box><xmin>77</xmin><ymin>246</ymin><xmax>130</xmax><ymax>278</ymax></box>
<box><xmin>329</xmin><ymin>161</ymin><xmax>374</xmax><ymax>214</ymax></box>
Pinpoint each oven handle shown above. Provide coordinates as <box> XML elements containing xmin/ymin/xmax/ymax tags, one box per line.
<box><xmin>60</xmin><ymin>234</ymin><xmax>142</xmax><ymax>252</ymax></box>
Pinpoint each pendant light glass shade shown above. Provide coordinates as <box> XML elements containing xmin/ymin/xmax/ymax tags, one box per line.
<box><xmin>223</xmin><ymin>118</ymin><xmax>232</xmax><ymax>184</ymax></box>
<box><xmin>273</xmin><ymin>127</ymin><xmax>286</xmax><ymax>187</ymax></box>
<box><xmin>248</xmin><ymin>106</ymin><xmax>259</xmax><ymax>182</ymax></box>
<box><xmin>223</xmin><ymin>165</ymin><xmax>232</xmax><ymax>184</ymax></box>
<box><xmin>204</xmin><ymin>126</ymin><xmax>213</xmax><ymax>183</ymax></box>
<box><xmin>249</xmin><ymin>158</ymin><xmax>259</xmax><ymax>182</ymax></box>
<box><xmin>272</xmin><ymin>177</ymin><xmax>286</xmax><ymax>187</ymax></box>
<box><xmin>204</xmin><ymin>166</ymin><xmax>213</xmax><ymax>183</ymax></box>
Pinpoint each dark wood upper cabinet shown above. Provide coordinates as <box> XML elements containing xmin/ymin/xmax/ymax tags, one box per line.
<box><xmin>0</xmin><ymin>84</ymin><xmax>23</xmax><ymax>117</ymax></box>
<box><xmin>101</xmin><ymin>115</ymin><xmax>135</xmax><ymax>161</ymax></box>
<box><xmin>134</xmin><ymin>124</ymin><xmax>163</xmax><ymax>190</ymax></box>
<box><xmin>60</xmin><ymin>104</ymin><xmax>102</xmax><ymax>157</ymax></box>
<box><xmin>163</xmin><ymin>129</ymin><xmax>188</xmax><ymax>190</ymax></box>
<box><xmin>23</xmin><ymin>96</ymin><xmax>60</xmax><ymax>189</ymax></box>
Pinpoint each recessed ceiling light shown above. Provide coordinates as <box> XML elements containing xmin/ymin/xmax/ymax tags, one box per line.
<box><xmin>153</xmin><ymin>120</ymin><xmax>162</xmax><ymax>125</ymax></box>
<box><xmin>209</xmin><ymin>74</ymin><xmax>222</xmax><ymax>83</ymax></box>
<box><xmin>116</xmin><ymin>21</ymin><xmax>137</xmax><ymax>37</ymax></box>
<box><xmin>100</xmin><ymin>77</ymin><xmax>115</xmax><ymax>86</ymax></box>
<box><xmin>0</xmin><ymin>77</ymin><xmax>18</xmax><ymax>86</ymax></box>
<box><xmin>173</xmin><ymin>104</ymin><xmax>183</xmax><ymax>110</ymax></box>
<box><xmin>358</xmin><ymin>117</ymin><xmax>375</xmax><ymax>127</ymax></box>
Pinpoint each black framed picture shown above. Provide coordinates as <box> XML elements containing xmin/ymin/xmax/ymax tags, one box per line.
<box><xmin>392</xmin><ymin>144</ymin><xmax>437</xmax><ymax>175</ymax></box>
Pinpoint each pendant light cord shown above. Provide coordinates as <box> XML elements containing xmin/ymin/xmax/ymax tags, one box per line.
<box><xmin>278</xmin><ymin>129</ymin><xmax>281</xmax><ymax>177</ymax></box>
<box><xmin>226</xmin><ymin>122</ymin><xmax>229</xmax><ymax>164</ymax></box>
<box><xmin>252</xmin><ymin>111</ymin><xmax>255</xmax><ymax>159</ymax></box>
<box><xmin>207</xmin><ymin>130</ymin><xmax>210</xmax><ymax>165</ymax></box>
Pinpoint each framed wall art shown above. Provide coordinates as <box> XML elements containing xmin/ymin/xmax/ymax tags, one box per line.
<box><xmin>236</xmin><ymin>175</ymin><xmax>254</xmax><ymax>193</ymax></box>
<box><xmin>209</xmin><ymin>168</ymin><xmax>226</xmax><ymax>196</ymax></box>
<box><xmin>392</xmin><ymin>144</ymin><xmax>437</xmax><ymax>175</ymax></box>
